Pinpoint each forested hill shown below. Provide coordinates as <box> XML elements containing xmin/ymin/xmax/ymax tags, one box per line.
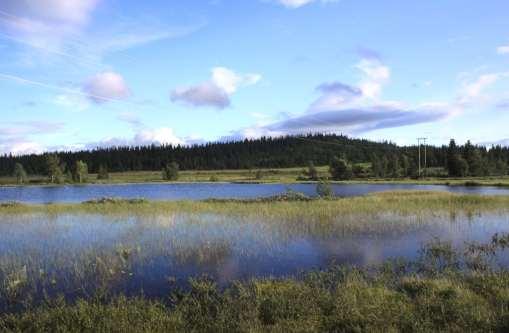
<box><xmin>2</xmin><ymin>134</ymin><xmax>404</xmax><ymax>175</ymax></box>
<box><xmin>0</xmin><ymin>134</ymin><xmax>507</xmax><ymax>176</ymax></box>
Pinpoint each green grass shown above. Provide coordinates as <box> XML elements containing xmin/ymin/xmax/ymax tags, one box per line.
<box><xmin>2</xmin><ymin>190</ymin><xmax>509</xmax><ymax>217</ymax></box>
<box><xmin>3</xmin><ymin>165</ymin><xmax>509</xmax><ymax>187</ymax></box>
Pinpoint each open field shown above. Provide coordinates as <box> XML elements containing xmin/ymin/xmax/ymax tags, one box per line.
<box><xmin>2</xmin><ymin>165</ymin><xmax>509</xmax><ymax>187</ymax></box>
<box><xmin>2</xmin><ymin>192</ymin><xmax>509</xmax><ymax>331</ymax></box>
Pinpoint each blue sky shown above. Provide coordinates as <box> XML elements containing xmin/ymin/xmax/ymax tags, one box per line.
<box><xmin>1</xmin><ymin>0</ymin><xmax>509</xmax><ymax>154</ymax></box>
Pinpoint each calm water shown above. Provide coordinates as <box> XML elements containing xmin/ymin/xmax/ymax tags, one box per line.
<box><xmin>1</xmin><ymin>210</ymin><xmax>509</xmax><ymax>306</ymax></box>
<box><xmin>1</xmin><ymin>182</ymin><xmax>509</xmax><ymax>203</ymax></box>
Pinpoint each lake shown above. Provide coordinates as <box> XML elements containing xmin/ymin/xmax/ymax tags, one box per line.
<box><xmin>1</xmin><ymin>209</ymin><xmax>509</xmax><ymax>311</ymax></box>
<box><xmin>2</xmin><ymin>182</ymin><xmax>509</xmax><ymax>203</ymax></box>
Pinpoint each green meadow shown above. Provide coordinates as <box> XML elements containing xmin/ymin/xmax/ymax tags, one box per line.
<box><xmin>3</xmin><ymin>165</ymin><xmax>509</xmax><ymax>187</ymax></box>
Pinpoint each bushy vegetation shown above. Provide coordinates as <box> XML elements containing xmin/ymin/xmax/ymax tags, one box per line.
<box><xmin>97</xmin><ymin>164</ymin><xmax>110</xmax><ymax>180</ymax></box>
<box><xmin>162</xmin><ymin>162</ymin><xmax>179</xmax><ymax>181</ymax></box>
<box><xmin>12</xmin><ymin>163</ymin><xmax>27</xmax><ymax>184</ymax></box>
<box><xmin>329</xmin><ymin>156</ymin><xmax>353</xmax><ymax>180</ymax></box>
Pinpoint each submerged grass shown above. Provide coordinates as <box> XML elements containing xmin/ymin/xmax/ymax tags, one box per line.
<box><xmin>2</xmin><ymin>191</ymin><xmax>509</xmax><ymax>331</ymax></box>
<box><xmin>3</xmin><ymin>236</ymin><xmax>509</xmax><ymax>332</ymax></box>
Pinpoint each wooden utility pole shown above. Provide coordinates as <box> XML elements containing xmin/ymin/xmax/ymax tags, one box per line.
<box><xmin>417</xmin><ymin>138</ymin><xmax>427</xmax><ymax>177</ymax></box>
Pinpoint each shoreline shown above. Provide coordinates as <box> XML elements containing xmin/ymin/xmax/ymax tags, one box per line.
<box><xmin>1</xmin><ymin>178</ymin><xmax>509</xmax><ymax>188</ymax></box>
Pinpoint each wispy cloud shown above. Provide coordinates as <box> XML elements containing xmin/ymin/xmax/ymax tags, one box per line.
<box><xmin>0</xmin><ymin>2</ymin><xmax>205</xmax><ymax>70</ymax></box>
<box><xmin>497</xmin><ymin>45</ymin><xmax>509</xmax><ymax>55</ymax></box>
<box><xmin>457</xmin><ymin>71</ymin><xmax>509</xmax><ymax>106</ymax></box>
<box><xmin>274</xmin><ymin>0</ymin><xmax>338</xmax><ymax>9</ymax></box>
<box><xmin>0</xmin><ymin>120</ymin><xmax>65</xmax><ymax>155</ymax></box>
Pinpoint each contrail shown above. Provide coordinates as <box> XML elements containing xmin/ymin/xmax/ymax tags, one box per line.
<box><xmin>0</xmin><ymin>72</ymin><xmax>139</xmax><ymax>105</ymax></box>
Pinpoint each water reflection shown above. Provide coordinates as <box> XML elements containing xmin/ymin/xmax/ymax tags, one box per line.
<box><xmin>2</xmin><ymin>182</ymin><xmax>509</xmax><ymax>203</ymax></box>
<box><xmin>1</xmin><ymin>209</ymin><xmax>509</xmax><ymax>313</ymax></box>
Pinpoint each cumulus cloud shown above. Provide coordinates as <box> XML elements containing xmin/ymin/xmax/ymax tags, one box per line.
<box><xmin>171</xmin><ymin>82</ymin><xmax>230</xmax><ymax>109</ymax></box>
<box><xmin>497</xmin><ymin>46</ymin><xmax>509</xmax><ymax>55</ymax></box>
<box><xmin>355</xmin><ymin>58</ymin><xmax>390</xmax><ymax>99</ymax></box>
<box><xmin>85</xmin><ymin>127</ymin><xmax>186</xmax><ymax>150</ymax></box>
<box><xmin>309</xmin><ymin>82</ymin><xmax>363</xmax><ymax>112</ymax></box>
<box><xmin>0</xmin><ymin>139</ymin><xmax>45</xmax><ymax>155</ymax></box>
<box><xmin>134</xmin><ymin>128</ymin><xmax>184</xmax><ymax>146</ymax></box>
<box><xmin>225</xmin><ymin>50</ymin><xmax>459</xmax><ymax>141</ymax></box>
<box><xmin>307</xmin><ymin>55</ymin><xmax>390</xmax><ymax>113</ymax></box>
<box><xmin>170</xmin><ymin>67</ymin><xmax>261</xmax><ymax>109</ymax></box>
<box><xmin>83</xmin><ymin>71</ymin><xmax>131</xmax><ymax>103</ymax></box>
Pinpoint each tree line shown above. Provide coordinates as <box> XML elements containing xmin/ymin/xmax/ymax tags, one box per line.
<box><xmin>2</xmin><ymin>134</ymin><xmax>509</xmax><ymax>183</ymax></box>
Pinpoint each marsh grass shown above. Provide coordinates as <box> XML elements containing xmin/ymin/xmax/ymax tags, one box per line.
<box><xmin>2</xmin><ymin>191</ymin><xmax>509</xmax><ymax>217</ymax></box>
<box><xmin>3</xmin><ymin>236</ymin><xmax>509</xmax><ymax>332</ymax></box>
<box><xmin>2</xmin><ymin>191</ymin><xmax>509</xmax><ymax>331</ymax></box>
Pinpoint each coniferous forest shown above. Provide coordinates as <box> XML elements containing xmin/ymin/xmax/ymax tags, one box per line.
<box><xmin>0</xmin><ymin>134</ymin><xmax>508</xmax><ymax>178</ymax></box>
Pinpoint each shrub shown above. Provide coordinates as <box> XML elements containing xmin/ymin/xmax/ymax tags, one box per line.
<box><xmin>316</xmin><ymin>179</ymin><xmax>334</xmax><ymax>198</ymax></box>
<box><xmin>162</xmin><ymin>162</ymin><xmax>179</xmax><ymax>181</ymax></box>
<box><xmin>329</xmin><ymin>157</ymin><xmax>353</xmax><ymax>180</ymax></box>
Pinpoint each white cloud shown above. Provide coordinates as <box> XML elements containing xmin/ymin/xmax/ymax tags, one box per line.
<box><xmin>1</xmin><ymin>140</ymin><xmax>45</xmax><ymax>155</ymax></box>
<box><xmin>171</xmin><ymin>67</ymin><xmax>261</xmax><ymax>109</ymax></box>
<box><xmin>171</xmin><ymin>82</ymin><xmax>230</xmax><ymax>109</ymax></box>
<box><xmin>0</xmin><ymin>1</ymin><xmax>204</xmax><ymax>71</ymax></box>
<box><xmin>1</xmin><ymin>0</ymin><xmax>100</xmax><ymax>25</ymax></box>
<box><xmin>211</xmin><ymin>67</ymin><xmax>261</xmax><ymax>94</ymax></box>
<box><xmin>275</xmin><ymin>0</ymin><xmax>336</xmax><ymax>9</ymax></box>
<box><xmin>54</xmin><ymin>93</ymin><xmax>90</xmax><ymax>111</ymax></box>
<box><xmin>85</xmin><ymin>127</ymin><xmax>186</xmax><ymax>150</ymax></box>
<box><xmin>0</xmin><ymin>121</ymin><xmax>65</xmax><ymax>154</ymax></box>
<box><xmin>82</xmin><ymin>71</ymin><xmax>131</xmax><ymax>103</ymax></box>
<box><xmin>0</xmin><ymin>0</ymin><xmax>100</xmax><ymax>51</ymax></box>
<box><xmin>134</xmin><ymin>128</ymin><xmax>184</xmax><ymax>146</ymax></box>
<box><xmin>458</xmin><ymin>72</ymin><xmax>509</xmax><ymax>105</ymax></box>
<box><xmin>227</xmin><ymin>51</ymin><xmax>458</xmax><ymax>140</ymax></box>
<box><xmin>309</xmin><ymin>82</ymin><xmax>363</xmax><ymax>112</ymax></box>
<box><xmin>497</xmin><ymin>46</ymin><xmax>509</xmax><ymax>55</ymax></box>
<box><xmin>355</xmin><ymin>58</ymin><xmax>390</xmax><ymax>99</ymax></box>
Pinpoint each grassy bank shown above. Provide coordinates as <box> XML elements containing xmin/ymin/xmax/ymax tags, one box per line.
<box><xmin>2</xmin><ymin>191</ymin><xmax>509</xmax><ymax>216</ymax></box>
<box><xmin>2</xmin><ymin>166</ymin><xmax>509</xmax><ymax>186</ymax></box>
